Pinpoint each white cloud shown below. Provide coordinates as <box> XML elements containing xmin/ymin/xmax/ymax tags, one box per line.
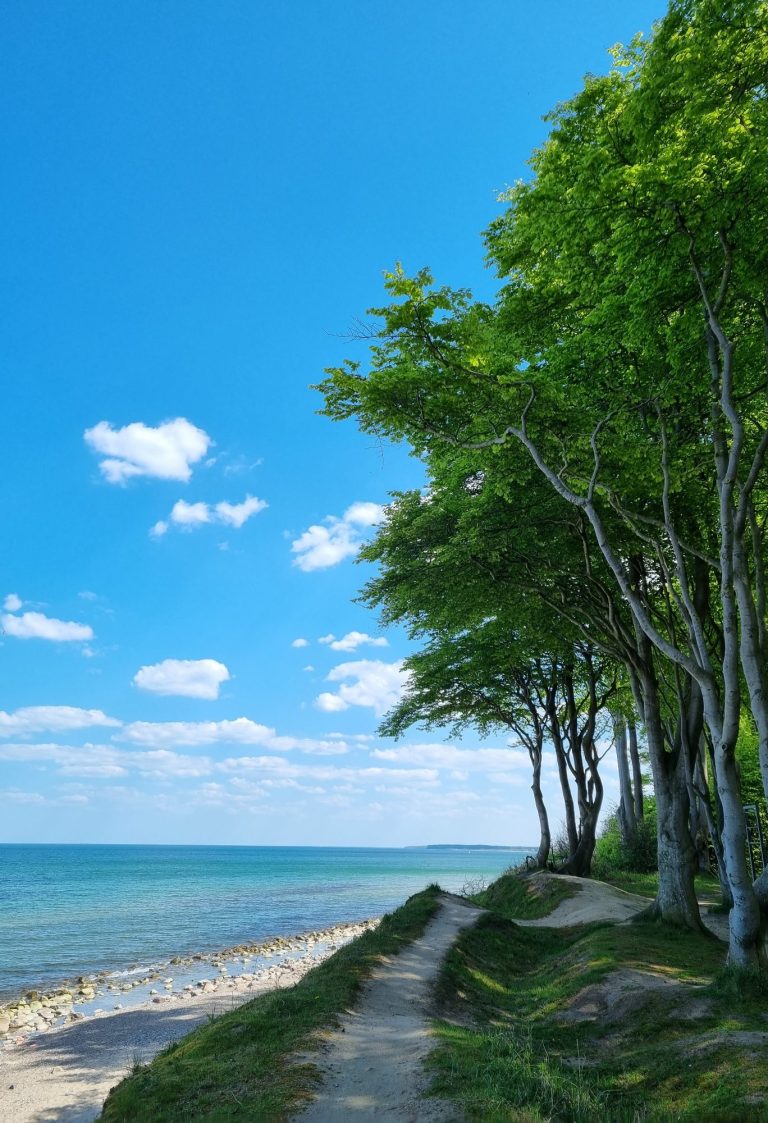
<box><xmin>0</xmin><ymin>741</ymin><xmax>215</xmax><ymax>780</ymax></box>
<box><xmin>291</xmin><ymin>638</ymin><xmax>309</xmax><ymax>649</ymax></box>
<box><xmin>119</xmin><ymin>718</ymin><xmax>348</xmax><ymax>755</ymax></box>
<box><xmin>170</xmin><ymin>500</ymin><xmax>211</xmax><ymax>528</ymax></box>
<box><xmin>371</xmin><ymin>743</ymin><xmax>531</xmax><ymax>773</ymax></box>
<box><xmin>215</xmin><ymin>496</ymin><xmax>268</xmax><ymax>528</ymax></box>
<box><xmin>320</xmin><ymin>631</ymin><xmax>388</xmax><ymax>653</ymax></box>
<box><xmin>344</xmin><ymin>501</ymin><xmax>385</xmax><ymax>526</ymax></box>
<box><xmin>2</xmin><ymin>611</ymin><xmax>94</xmax><ymax>642</ymax></box>
<box><xmin>151</xmin><ymin>494</ymin><xmax>267</xmax><ymax>537</ymax></box>
<box><xmin>291</xmin><ymin>502</ymin><xmax>385</xmax><ymax>572</ymax></box>
<box><xmin>316</xmin><ymin>659</ymin><xmax>409</xmax><ymax>716</ymax></box>
<box><xmin>4</xmin><ymin>593</ymin><xmax>22</xmax><ymax>612</ymax></box>
<box><xmin>216</xmin><ymin>754</ymin><xmax>440</xmax><ymax>787</ymax></box>
<box><xmin>0</xmin><ymin>706</ymin><xmax>120</xmax><ymax>738</ymax></box>
<box><xmin>316</xmin><ymin>692</ymin><xmax>349</xmax><ymax>713</ymax></box>
<box><xmin>133</xmin><ymin>659</ymin><xmax>231</xmax><ymax>700</ymax></box>
<box><xmin>84</xmin><ymin>418</ymin><xmax>211</xmax><ymax>484</ymax></box>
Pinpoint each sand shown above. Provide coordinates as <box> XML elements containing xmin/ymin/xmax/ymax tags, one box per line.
<box><xmin>0</xmin><ymin>919</ymin><xmax>376</xmax><ymax>1123</ymax></box>
<box><xmin>294</xmin><ymin>894</ymin><xmax>482</xmax><ymax>1122</ymax></box>
<box><xmin>516</xmin><ymin>873</ymin><xmax>729</xmax><ymax>941</ymax></box>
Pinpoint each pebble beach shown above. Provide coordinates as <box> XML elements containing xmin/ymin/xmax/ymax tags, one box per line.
<box><xmin>0</xmin><ymin>917</ymin><xmax>377</xmax><ymax>1122</ymax></box>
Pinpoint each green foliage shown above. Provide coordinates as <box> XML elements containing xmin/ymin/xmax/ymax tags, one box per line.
<box><xmin>593</xmin><ymin>804</ymin><xmax>658</xmax><ymax>879</ymax></box>
<box><xmin>99</xmin><ymin>887</ymin><xmax>440</xmax><ymax>1122</ymax></box>
<box><xmin>736</xmin><ymin>716</ymin><xmax>764</xmax><ymax>805</ymax></box>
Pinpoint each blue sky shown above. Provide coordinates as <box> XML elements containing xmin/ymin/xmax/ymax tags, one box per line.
<box><xmin>0</xmin><ymin>1</ymin><xmax>666</xmax><ymax>846</ymax></box>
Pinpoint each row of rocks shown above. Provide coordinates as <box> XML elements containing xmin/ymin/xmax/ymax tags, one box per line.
<box><xmin>0</xmin><ymin>917</ymin><xmax>378</xmax><ymax>1045</ymax></box>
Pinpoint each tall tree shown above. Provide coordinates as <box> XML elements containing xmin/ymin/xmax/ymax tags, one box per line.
<box><xmin>319</xmin><ymin>1</ymin><xmax>768</xmax><ymax>966</ymax></box>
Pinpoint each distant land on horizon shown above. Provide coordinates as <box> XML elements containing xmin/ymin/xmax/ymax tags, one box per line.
<box><xmin>409</xmin><ymin>844</ymin><xmax>532</xmax><ymax>851</ymax></box>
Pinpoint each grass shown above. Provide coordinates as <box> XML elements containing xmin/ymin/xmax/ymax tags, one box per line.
<box><xmin>99</xmin><ymin>885</ymin><xmax>441</xmax><ymax>1122</ymax></box>
<box><xmin>467</xmin><ymin>868</ymin><xmax>576</xmax><ymax>920</ymax></box>
<box><xmin>429</xmin><ymin>871</ymin><xmax>768</xmax><ymax>1122</ymax></box>
<box><xmin>596</xmin><ymin>868</ymin><xmax>722</xmax><ymax>908</ymax></box>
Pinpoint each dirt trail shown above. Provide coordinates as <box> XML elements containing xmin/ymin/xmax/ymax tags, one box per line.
<box><xmin>294</xmin><ymin>894</ymin><xmax>481</xmax><ymax>1122</ymax></box>
<box><xmin>517</xmin><ymin>874</ymin><xmax>729</xmax><ymax>941</ymax></box>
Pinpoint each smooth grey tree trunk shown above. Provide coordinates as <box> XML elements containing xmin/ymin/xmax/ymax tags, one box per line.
<box><xmin>628</xmin><ymin>721</ymin><xmax>644</xmax><ymax>821</ymax></box>
<box><xmin>613</xmin><ymin>712</ymin><xmax>637</xmax><ymax>847</ymax></box>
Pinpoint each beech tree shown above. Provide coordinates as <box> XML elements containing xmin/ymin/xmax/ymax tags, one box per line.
<box><xmin>318</xmin><ymin>0</ymin><xmax>768</xmax><ymax>965</ymax></box>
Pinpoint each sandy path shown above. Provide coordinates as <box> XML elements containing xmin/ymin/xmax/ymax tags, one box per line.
<box><xmin>516</xmin><ymin>874</ymin><xmax>650</xmax><ymax>927</ymax></box>
<box><xmin>517</xmin><ymin>874</ymin><xmax>729</xmax><ymax>941</ymax></box>
<box><xmin>294</xmin><ymin>895</ymin><xmax>482</xmax><ymax>1122</ymax></box>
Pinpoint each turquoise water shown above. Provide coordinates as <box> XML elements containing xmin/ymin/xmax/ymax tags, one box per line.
<box><xmin>0</xmin><ymin>844</ymin><xmax>530</xmax><ymax>1000</ymax></box>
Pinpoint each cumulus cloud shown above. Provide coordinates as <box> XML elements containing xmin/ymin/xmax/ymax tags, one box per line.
<box><xmin>2</xmin><ymin>611</ymin><xmax>94</xmax><ymax>642</ymax></box>
<box><xmin>315</xmin><ymin>692</ymin><xmax>348</xmax><ymax>713</ymax></box>
<box><xmin>119</xmin><ymin>718</ymin><xmax>348</xmax><ymax>755</ymax></box>
<box><xmin>371</xmin><ymin>743</ymin><xmax>531</xmax><ymax>773</ymax></box>
<box><xmin>169</xmin><ymin>500</ymin><xmax>211</xmax><ymax>528</ymax></box>
<box><xmin>215</xmin><ymin>496</ymin><xmax>267</xmax><ymax>528</ymax></box>
<box><xmin>0</xmin><ymin>706</ymin><xmax>121</xmax><ymax>738</ymax></box>
<box><xmin>0</xmin><ymin>742</ymin><xmax>214</xmax><ymax>780</ymax></box>
<box><xmin>291</xmin><ymin>638</ymin><xmax>309</xmax><ymax>648</ymax></box>
<box><xmin>151</xmin><ymin>495</ymin><xmax>267</xmax><ymax>537</ymax></box>
<box><xmin>315</xmin><ymin>659</ymin><xmax>409</xmax><ymax>716</ymax></box>
<box><xmin>84</xmin><ymin>418</ymin><xmax>211</xmax><ymax>484</ymax></box>
<box><xmin>4</xmin><ymin>593</ymin><xmax>22</xmax><ymax>612</ymax></box>
<box><xmin>133</xmin><ymin>659</ymin><xmax>231</xmax><ymax>700</ymax></box>
<box><xmin>216</xmin><ymin>754</ymin><xmax>439</xmax><ymax>787</ymax></box>
<box><xmin>291</xmin><ymin>502</ymin><xmax>385</xmax><ymax>572</ymax></box>
<box><xmin>319</xmin><ymin>631</ymin><xmax>388</xmax><ymax>653</ymax></box>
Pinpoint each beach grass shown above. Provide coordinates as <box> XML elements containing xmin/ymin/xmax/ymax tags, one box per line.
<box><xmin>98</xmin><ymin>884</ymin><xmax>441</xmax><ymax>1122</ymax></box>
<box><xmin>428</xmin><ymin>886</ymin><xmax>768</xmax><ymax>1121</ymax></box>
<box><xmin>466</xmin><ymin>867</ymin><xmax>576</xmax><ymax>919</ymax></box>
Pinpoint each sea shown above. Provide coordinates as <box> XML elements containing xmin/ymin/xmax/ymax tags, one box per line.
<box><xmin>0</xmin><ymin>844</ymin><xmax>531</xmax><ymax>1001</ymax></box>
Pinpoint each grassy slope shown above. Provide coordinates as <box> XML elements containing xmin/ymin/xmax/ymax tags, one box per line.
<box><xmin>429</xmin><ymin>872</ymin><xmax>768</xmax><ymax>1123</ymax></box>
<box><xmin>597</xmin><ymin>868</ymin><xmax>722</xmax><ymax>907</ymax></box>
<box><xmin>99</xmin><ymin>885</ymin><xmax>440</xmax><ymax>1122</ymax></box>
<box><xmin>469</xmin><ymin>870</ymin><xmax>576</xmax><ymax>919</ymax></box>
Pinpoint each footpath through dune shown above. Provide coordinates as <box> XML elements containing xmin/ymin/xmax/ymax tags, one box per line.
<box><xmin>294</xmin><ymin>893</ymin><xmax>482</xmax><ymax>1122</ymax></box>
<box><xmin>516</xmin><ymin>873</ymin><xmax>729</xmax><ymax>940</ymax></box>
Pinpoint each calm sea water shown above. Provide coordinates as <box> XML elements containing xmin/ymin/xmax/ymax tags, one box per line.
<box><xmin>0</xmin><ymin>844</ymin><xmax>530</xmax><ymax>1000</ymax></box>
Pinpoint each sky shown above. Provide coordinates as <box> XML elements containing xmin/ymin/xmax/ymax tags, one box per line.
<box><xmin>0</xmin><ymin>1</ymin><xmax>667</xmax><ymax>846</ymax></box>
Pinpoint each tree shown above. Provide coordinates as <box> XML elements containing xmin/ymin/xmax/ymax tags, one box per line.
<box><xmin>318</xmin><ymin>0</ymin><xmax>768</xmax><ymax>965</ymax></box>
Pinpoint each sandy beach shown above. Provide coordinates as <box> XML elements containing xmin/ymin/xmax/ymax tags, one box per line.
<box><xmin>0</xmin><ymin>918</ymin><xmax>377</xmax><ymax>1123</ymax></box>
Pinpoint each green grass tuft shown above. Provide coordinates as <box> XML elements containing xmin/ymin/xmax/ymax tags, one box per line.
<box><xmin>468</xmin><ymin>869</ymin><xmax>576</xmax><ymax>920</ymax></box>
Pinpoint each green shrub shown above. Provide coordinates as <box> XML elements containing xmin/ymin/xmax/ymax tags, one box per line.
<box><xmin>593</xmin><ymin>802</ymin><xmax>657</xmax><ymax>879</ymax></box>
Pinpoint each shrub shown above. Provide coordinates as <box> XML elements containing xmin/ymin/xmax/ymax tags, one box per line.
<box><xmin>593</xmin><ymin>802</ymin><xmax>657</xmax><ymax>878</ymax></box>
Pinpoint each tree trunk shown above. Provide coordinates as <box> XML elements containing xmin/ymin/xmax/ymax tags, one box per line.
<box><xmin>629</xmin><ymin>721</ymin><xmax>644</xmax><ymax>820</ymax></box>
<box><xmin>548</xmin><ymin>704</ymin><xmax>579</xmax><ymax>862</ymax></box>
<box><xmin>630</xmin><ymin>648</ymin><xmax>703</xmax><ymax>929</ymax></box>
<box><xmin>613</xmin><ymin>712</ymin><xmax>636</xmax><ymax>847</ymax></box>
<box><xmin>531</xmin><ymin>755</ymin><xmax>551</xmax><ymax>870</ymax></box>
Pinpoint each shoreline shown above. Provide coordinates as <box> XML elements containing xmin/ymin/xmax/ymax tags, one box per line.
<box><xmin>0</xmin><ymin>915</ymin><xmax>380</xmax><ymax>1123</ymax></box>
<box><xmin>0</xmin><ymin>915</ymin><xmax>379</xmax><ymax>1047</ymax></box>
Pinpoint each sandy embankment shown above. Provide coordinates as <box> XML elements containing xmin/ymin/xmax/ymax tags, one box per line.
<box><xmin>0</xmin><ymin>918</ymin><xmax>377</xmax><ymax>1123</ymax></box>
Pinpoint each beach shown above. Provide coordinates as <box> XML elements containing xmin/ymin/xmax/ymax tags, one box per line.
<box><xmin>0</xmin><ymin>917</ymin><xmax>376</xmax><ymax>1122</ymax></box>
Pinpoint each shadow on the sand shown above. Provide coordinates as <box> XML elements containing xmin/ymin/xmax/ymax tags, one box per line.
<box><xmin>2</xmin><ymin>996</ymin><xmax>241</xmax><ymax>1123</ymax></box>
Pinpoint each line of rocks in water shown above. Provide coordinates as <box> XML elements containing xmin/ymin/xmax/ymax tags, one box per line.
<box><xmin>0</xmin><ymin>917</ymin><xmax>379</xmax><ymax>1045</ymax></box>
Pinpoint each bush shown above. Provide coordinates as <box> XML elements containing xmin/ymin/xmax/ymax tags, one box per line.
<box><xmin>593</xmin><ymin>802</ymin><xmax>657</xmax><ymax>878</ymax></box>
